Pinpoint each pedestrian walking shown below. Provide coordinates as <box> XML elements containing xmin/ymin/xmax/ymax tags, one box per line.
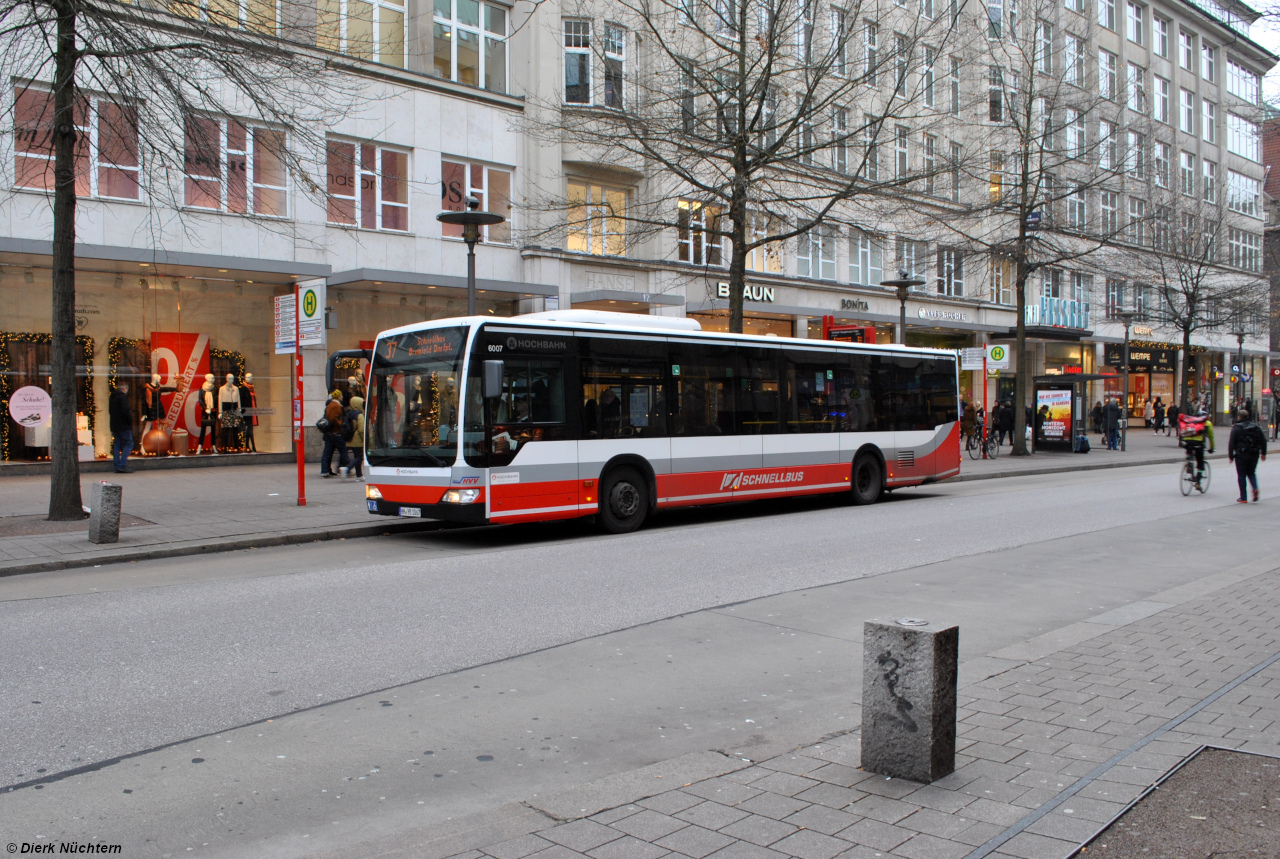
<box><xmin>1167</xmin><ymin>402</ymin><xmax>1180</xmax><ymax>438</ymax></box>
<box><xmin>1228</xmin><ymin>408</ymin><xmax>1268</xmax><ymax>503</ymax></box>
<box><xmin>108</xmin><ymin>381</ymin><xmax>134</xmax><ymax>473</ymax></box>
<box><xmin>1143</xmin><ymin>397</ymin><xmax>1154</xmax><ymax>428</ymax></box>
<box><xmin>961</xmin><ymin>400</ymin><xmax>976</xmax><ymax>445</ymax></box>
<box><xmin>997</xmin><ymin>401</ymin><xmax>1014</xmax><ymax>446</ymax></box>
<box><xmin>1090</xmin><ymin>401</ymin><xmax>1103</xmax><ymax>435</ymax></box>
<box><xmin>1104</xmin><ymin>397</ymin><xmax>1121</xmax><ymax>450</ymax></box>
<box><xmin>1153</xmin><ymin>398</ymin><xmax>1165</xmax><ymax>435</ymax></box>
<box><xmin>345</xmin><ymin>396</ymin><xmax>365</xmax><ymax>480</ymax></box>
<box><xmin>320</xmin><ymin>390</ymin><xmax>350</xmax><ymax>478</ymax></box>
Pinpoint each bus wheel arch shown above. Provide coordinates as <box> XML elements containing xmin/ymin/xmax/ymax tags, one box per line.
<box><xmin>596</xmin><ymin>456</ymin><xmax>655</xmax><ymax>533</ymax></box>
<box><xmin>851</xmin><ymin>445</ymin><xmax>886</xmax><ymax>505</ymax></box>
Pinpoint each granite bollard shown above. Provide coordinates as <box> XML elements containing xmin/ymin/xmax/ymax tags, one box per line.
<box><xmin>860</xmin><ymin>617</ymin><xmax>959</xmax><ymax>783</ymax></box>
<box><xmin>88</xmin><ymin>482</ymin><xmax>123</xmax><ymax>544</ymax></box>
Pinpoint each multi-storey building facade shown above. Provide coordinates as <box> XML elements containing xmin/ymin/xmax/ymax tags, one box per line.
<box><xmin>0</xmin><ymin>0</ymin><xmax>1273</xmax><ymax>463</ymax></box>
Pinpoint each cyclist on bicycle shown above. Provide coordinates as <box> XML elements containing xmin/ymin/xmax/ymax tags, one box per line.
<box><xmin>1178</xmin><ymin>409</ymin><xmax>1215</xmax><ymax>487</ymax></box>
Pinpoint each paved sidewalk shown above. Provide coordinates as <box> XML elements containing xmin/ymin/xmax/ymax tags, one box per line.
<box><xmin>357</xmin><ymin>557</ymin><xmax>1280</xmax><ymax>859</ymax></box>
<box><xmin>0</xmin><ymin>428</ymin><xmax>1226</xmax><ymax>575</ymax></box>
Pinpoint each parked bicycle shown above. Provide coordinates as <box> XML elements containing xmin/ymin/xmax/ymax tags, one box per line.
<box><xmin>965</xmin><ymin>421</ymin><xmax>999</xmax><ymax>460</ymax></box>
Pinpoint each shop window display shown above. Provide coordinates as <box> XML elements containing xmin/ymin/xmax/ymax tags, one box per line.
<box><xmin>1</xmin><ymin>333</ymin><xmax>95</xmax><ymax>462</ymax></box>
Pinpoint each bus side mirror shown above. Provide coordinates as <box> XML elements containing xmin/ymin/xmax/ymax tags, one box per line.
<box><xmin>482</xmin><ymin>360</ymin><xmax>504</xmax><ymax>399</ymax></box>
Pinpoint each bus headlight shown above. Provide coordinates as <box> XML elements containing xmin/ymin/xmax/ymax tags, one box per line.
<box><xmin>365</xmin><ymin>485</ymin><xmax>383</xmax><ymax>500</ymax></box>
<box><xmin>442</xmin><ymin>489</ymin><xmax>481</xmax><ymax>504</ymax></box>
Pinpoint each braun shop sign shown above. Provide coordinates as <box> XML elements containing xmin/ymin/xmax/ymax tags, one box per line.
<box><xmin>717</xmin><ymin>282</ymin><xmax>775</xmax><ymax>302</ymax></box>
<box><xmin>1104</xmin><ymin>344</ymin><xmax>1176</xmax><ymax>372</ymax></box>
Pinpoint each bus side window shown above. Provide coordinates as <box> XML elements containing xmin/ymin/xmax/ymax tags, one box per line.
<box><xmin>579</xmin><ymin>337</ymin><xmax>669</xmax><ymax>439</ymax></box>
<box><xmin>784</xmin><ymin>350</ymin><xmax>836</xmax><ymax>433</ymax></box>
<box><xmin>838</xmin><ymin>353</ymin><xmax>874</xmax><ymax>432</ymax></box>
<box><xmin>672</xmin><ymin>343</ymin><xmax>736</xmax><ymax>436</ymax></box>
<box><xmin>736</xmin><ymin>348</ymin><xmax>780</xmax><ymax>434</ymax></box>
<box><xmin>922</xmin><ymin>359</ymin><xmax>959</xmax><ymax>427</ymax></box>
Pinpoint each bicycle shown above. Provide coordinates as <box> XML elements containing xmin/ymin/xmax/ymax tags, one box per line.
<box><xmin>1178</xmin><ymin>446</ymin><xmax>1212</xmax><ymax>496</ymax></box>
<box><xmin>965</xmin><ymin>423</ymin><xmax>999</xmax><ymax>460</ymax></box>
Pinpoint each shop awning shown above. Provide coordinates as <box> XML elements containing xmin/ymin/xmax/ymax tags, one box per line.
<box><xmin>328</xmin><ymin>268</ymin><xmax>556</xmax><ymax>301</ymax></box>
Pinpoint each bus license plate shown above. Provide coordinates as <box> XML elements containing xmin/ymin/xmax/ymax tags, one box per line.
<box><xmin>367</xmin><ymin>500</ymin><xmax>378</xmax><ymax>512</ymax></box>
<box><xmin>398</xmin><ymin>507</ymin><xmax>421</xmax><ymax>518</ymax></box>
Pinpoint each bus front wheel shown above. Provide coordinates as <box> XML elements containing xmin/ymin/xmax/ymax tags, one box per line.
<box><xmin>599</xmin><ymin>467</ymin><xmax>648</xmax><ymax>533</ymax></box>
<box><xmin>851</xmin><ymin>455</ymin><xmax>883</xmax><ymax>506</ymax></box>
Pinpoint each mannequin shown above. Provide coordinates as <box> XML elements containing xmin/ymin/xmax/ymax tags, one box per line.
<box><xmin>239</xmin><ymin>372</ymin><xmax>258</xmax><ymax>452</ymax></box>
<box><xmin>218</xmin><ymin>373</ymin><xmax>241</xmax><ymax>451</ymax></box>
<box><xmin>141</xmin><ymin>372</ymin><xmax>178</xmax><ymax>454</ymax></box>
<box><xmin>197</xmin><ymin>380</ymin><xmax>218</xmax><ymax>453</ymax></box>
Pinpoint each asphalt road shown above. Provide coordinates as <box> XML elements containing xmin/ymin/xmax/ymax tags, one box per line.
<box><xmin>1</xmin><ymin>460</ymin><xmax>1277</xmax><ymax>858</ymax></box>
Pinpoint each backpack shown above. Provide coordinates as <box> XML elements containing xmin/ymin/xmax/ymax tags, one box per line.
<box><xmin>1237</xmin><ymin>422</ymin><xmax>1265</xmax><ymax>457</ymax></box>
<box><xmin>341</xmin><ymin>408</ymin><xmax>358</xmax><ymax>442</ymax></box>
<box><xmin>1178</xmin><ymin>414</ymin><xmax>1207</xmax><ymax>439</ymax></box>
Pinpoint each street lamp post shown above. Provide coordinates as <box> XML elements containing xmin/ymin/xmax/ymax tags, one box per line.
<box><xmin>1114</xmin><ymin>309</ymin><xmax>1140</xmax><ymax>453</ymax></box>
<box><xmin>436</xmin><ymin>196</ymin><xmax>506</xmax><ymax>316</ymax></box>
<box><xmin>880</xmin><ymin>271</ymin><xmax>927</xmax><ymax>345</ymax></box>
<box><xmin>1230</xmin><ymin>330</ymin><xmax>1247</xmax><ymax>410</ymax></box>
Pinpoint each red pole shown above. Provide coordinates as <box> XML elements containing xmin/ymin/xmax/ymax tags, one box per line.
<box><xmin>982</xmin><ymin>355</ymin><xmax>988</xmax><ymax>459</ymax></box>
<box><xmin>294</xmin><ymin>283</ymin><xmax>306</xmax><ymax>506</ymax></box>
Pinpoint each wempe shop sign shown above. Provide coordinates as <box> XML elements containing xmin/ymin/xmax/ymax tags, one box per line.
<box><xmin>1104</xmin><ymin>344</ymin><xmax>1176</xmax><ymax>372</ymax></box>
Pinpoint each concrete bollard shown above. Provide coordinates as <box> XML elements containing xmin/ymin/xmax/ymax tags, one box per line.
<box><xmin>861</xmin><ymin>618</ymin><xmax>959</xmax><ymax>783</ymax></box>
<box><xmin>88</xmin><ymin>482</ymin><xmax>123</xmax><ymax>544</ymax></box>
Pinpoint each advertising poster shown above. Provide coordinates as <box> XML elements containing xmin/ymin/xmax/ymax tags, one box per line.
<box><xmin>1037</xmin><ymin>388</ymin><xmax>1072</xmax><ymax>441</ymax></box>
<box><xmin>150</xmin><ymin>332</ymin><xmax>210</xmax><ymax>435</ymax></box>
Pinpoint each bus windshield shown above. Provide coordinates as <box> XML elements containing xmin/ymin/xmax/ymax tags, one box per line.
<box><xmin>367</xmin><ymin>327</ymin><xmax>467</xmax><ymax>468</ymax></box>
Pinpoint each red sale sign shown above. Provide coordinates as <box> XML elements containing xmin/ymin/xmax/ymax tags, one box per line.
<box><xmin>150</xmin><ymin>332</ymin><xmax>210</xmax><ymax>435</ymax></box>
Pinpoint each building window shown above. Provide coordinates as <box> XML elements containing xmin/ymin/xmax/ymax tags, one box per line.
<box><xmin>990</xmin><ymin>254</ymin><xmax>1013</xmax><ymax>305</ymax></box>
<box><xmin>923</xmin><ymin>46</ymin><xmax>936</xmax><ymax>108</ymax></box>
<box><xmin>922</xmin><ymin>134</ymin><xmax>936</xmax><ymax>194</ymax></box>
<box><xmin>797</xmin><ymin>0</ymin><xmax>814</xmax><ymax>62</ymax></box>
<box><xmin>677</xmin><ymin>200</ymin><xmax>723</xmax><ymax>266</ymax></box>
<box><xmin>851</xmin><ymin>230</ymin><xmax>885</xmax><ymax>285</ymax></box>
<box><xmin>604</xmin><ymin>25</ymin><xmax>625</xmax><ymax>108</ymax></box>
<box><xmin>1041</xmin><ymin>267</ymin><xmax>1061</xmax><ymax>298</ymax></box>
<box><xmin>431</xmin><ymin>0</ymin><xmax>506</xmax><ymax>89</ymax></box>
<box><xmin>1227</xmin><ymin>170</ymin><xmax>1260</xmax><ymax>218</ymax></box>
<box><xmin>1228</xmin><ymin>113</ymin><xmax>1259</xmax><ymax>161</ymax></box>
<box><xmin>1179</xmin><ymin>30</ymin><xmax>1193</xmax><ymax>70</ymax></box>
<box><xmin>1227</xmin><ymin>59</ymin><xmax>1260</xmax><ymax>105</ymax></box>
<box><xmin>831</xmin><ymin>8</ymin><xmax>848</xmax><ymax>76</ymax></box>
<box><xmin>1201</xmin><ymin>43</ymin><xmax>1215</xmax><ymax>82</ymax></box>
<box><xmin>1070</xmin><ymin>271</ymin><xmax>1091</xmax><ymax>303</ymax></box>
<box><xmin>1099</xmin><ymin>50</ymin><xmax>1117</xmax><ymax>100</ymax></box>
<box><xmin>989</xmin><ymin>66</ymin><xmax>1005</xmax><ymax>121</ymax></box>
<box><xmin>14</xmin><ymin>86</ymin><xmax>140</xmax><ymax>201</ymax></box>
<box><xmin>1065</xmin><ymin>109</ymin><xmax>1084</xmax><ymax>156</ymax></box>
<box><xmin>833</xmin><ymin>108</ymin><xmax>849</xmax><ymax>173</ymax></box>
<box><xmin>949</xmin><ymin>56</ymin><xmax>960</xmax><ymax>115</ymax></box>
<box><xmin>1203</xmin><ymin>160</ymin><xmax>1217</xmax><ymax>203</ymax></box>
<box><xmin>1125</xmin><ymin>131</ymin><xmax>1144</xmax><ymax>178</ymax></box>
<box><xmin>893</xmin><ymin>32</ymin><xmax>909</xmax><ymax>95</ymax></box>
<box><xmin>1100</xmin><ymin>189</ymin><xmax>1119</xmax><ymax>235</ymax></box>
<box><xmin>1153</xmin><ymin>142</ymin><xmax>1169</xmax><ymax>188</ymax></box>
<box><xmin>863</xmin><ymin>23</ymin><xmax>878</xmax><ymax>87</ymax></box>
<box><xmin>1065</xmin><ymin>0</ymin><xmax>1084</xmax><ymax>12</ymax></box>
<box><xmin>318</xmin><ymin>0</ymin><xmax>406</xmax><ymax>69</ymax></box>
<box><xmin>936</xmin><ymin>247</ymin><xmax>964</xmax><ymax>296</ymax></box>
<box><xmin>1126</xmin><ymin>1</ymin><xmax>1142</xmax><ymax>44</ymax></box>
<box><xmin>563</xmin><ymin>21</ymin><xmax>591</xmax><ymax>104</ymax></box>
<box><xmin>326</xmin><ymin>139</ymin><xmax>408</xmax><ymax>231</ymax></box>
<box><xmin>184</xmin><ymin>117</ymin><xmax>287</xmax><ymax>217</ymax></box>
<box><xmin>567</xmin><ymin>181</ymin><xmax>626</xmax><ymax>255</ymax></box>
<box><xmin>1065</xmin><ymin>35</ymin><xmax>1084</xmax><ymax>86</ymax></box>
<box><xmin>894</xmin><ymin>125</ymin><xmax>910</xmax><ymax>178</ymax></box>
<box><xmin>1179</xmin><ymin>151</ymin><xmax>1195</xmax><ymax>196</ymax></box>
<box><xmin>989</xmin><ymin>150</ymin><xmax>1004</xmax><ymax>203</ymax></box>
<box><xmin>173</xmin><ymin>0</ymin><xmax>279</xmax><ymax>33</ymax></box>
<box><xmin>1228</xmin><ymin>228</ymin><xmax>1260</xmax><ymax>272</ymax></box>
<box><xmin>862</xmin><ymin>117</ymin><xmax>880</xmax><ymax>181</ymax></box>
<box><xmin>1126</xmin><ymin>63</ymin><xmax>1146</xmax><ymax>113</ymax></box>
<box><xmin>441</xmin><ymin>159</ymin><xmax>512</xmax><ymax>242</ymax></box>
<box><xmin>1153</xmin><ymin>16</ymin><xmax>1168</xmax><ymax>57</ymax></box>
<box><xmin>1179</xmin><ymin>89</ymin><xmax>1194</xmax><ymax>134</ymax></box>
<box><xmin>798</xmin><ymin>226</ymin><xmax>836</xmax><ymax>280</ymax></box>
<box><xmin>746</xmin><ymin>213</ymin><xmax>782</xmax><ymax>273</ymax></box>
<box><xmin>987</xmin><ymin>0</ymin><xmax>1002</xmax><ymax>38</ymax></box>
<box><xmin>1067</xmin><ymin>184</ymin><xmax>1086</xmax><ymax>228</ymax></box>
<box><xmin>1154</xmin><ymin>76</ymin><xmax>1170</xmax><ymax>124</ymax></box>
<box><xmin>1098</xmin><ymin>0</ymin><xmax>1115</xmax><ymax>30</ymax></box>
<box><xmin>949</xmin><ymin>141</ymin><xmax>962</xmax><ymax>202</ymax></box>
<box><xmin>1105</xmin><ymin>278</ymin><xmax>1124</xmax><ymax>318</ymax></box>
<box><xmin>1128</xmin><ymin>197</ymin><xmax>1146</xmax><ymax>245</ymax></box>
<box><xmin>1099</xmin><ymin>121</ymin><xmax>1116</xmax><ymax>170</ymax></box>
<box><xmin>1036</xmin><ymin>20</ymin><xmax>1053</xmax><ymax>74</ymax></box>
<box><xmin>896</xmin><ymin>237</ymin><xmax>928</xmax><ymax>279</ymax></box>
<box><xmin>1201</xmin><ymin>101</ymin><xmax>1216</xmax><ymax>144</ymax></box>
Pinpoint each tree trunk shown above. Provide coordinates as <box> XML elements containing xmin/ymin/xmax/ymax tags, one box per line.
<box><xmin>727</xmin><ymin>213</ymin><xmax>747</xmax><ymax>335</ymax></box>
<box><xmin>1011</xmin><ymin>260</ymin><xmax>1030</xmax><ymax>456</ymax></box>
<box><xmin>48</xmin><ymin>0</ymin><xmax>83</xmax><ymax>520</ymax></box>
<box><xmin>1180</xmin><ymin>328</ymin><xmax>1193</xmax><ymax>410</ymax></box>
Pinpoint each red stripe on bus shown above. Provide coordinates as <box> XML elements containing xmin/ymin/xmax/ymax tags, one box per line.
<box><xmin>656</xmin><ymin>463</ymin><xmax>851</xmax><ymax>507</ymax></box>
<box><xmin>371</xmin><ymin>484</ymin><xmax>451</xmax><ymax>505</ymax></box>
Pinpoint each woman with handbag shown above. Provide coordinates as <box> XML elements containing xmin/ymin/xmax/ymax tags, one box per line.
<box><xmin>319</xmin><ymin>390</ymin><xmax>350</xmax><ymax>478</ymax></box>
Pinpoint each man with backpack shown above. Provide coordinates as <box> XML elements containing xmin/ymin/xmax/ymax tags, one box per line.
<box><xmin>1228</xmin><ymin>408</ymin><xmax>1268</xmax><ymax>503</ymax></box>
<box><xmin>319</xmin><ymin>389</ymin><xmax>350</xmax><ymax>479</ymax></box>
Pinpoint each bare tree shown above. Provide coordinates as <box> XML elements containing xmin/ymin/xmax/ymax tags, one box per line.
<box><xmin>935</xmin><ymin>0</ymin><xmax>1139</xmax><ymax>455</ymax></box>
<box><xmin>0</xmin><ymin>0</ymin><xmax>363</xmax><ymax>518</ymax></box>
<box><xmin>1109</xmin><ymin>188</ymin><xmax>1269</xmax><ymax>407</ymax></box>
<box><xmin>523</xmin><ymin>0</ymin><xmax>958</xmax><ymax>333</ymax></box>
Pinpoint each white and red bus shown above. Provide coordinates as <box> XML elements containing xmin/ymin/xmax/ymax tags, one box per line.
<box><xmin>362</xmin><ymin>310</ymin><xmax>959</xmax><ymax>532</ymax></box>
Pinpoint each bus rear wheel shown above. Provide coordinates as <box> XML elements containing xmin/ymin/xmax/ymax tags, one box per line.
<box><xmin>851</xmin><ymin>455</ymin><xmax>883</xmax><ymax>505</ymax></box>
<box><xmin>599</xmin><ymin>467</ymin><xmax>648</xmax><ymax>533</ymax></box>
